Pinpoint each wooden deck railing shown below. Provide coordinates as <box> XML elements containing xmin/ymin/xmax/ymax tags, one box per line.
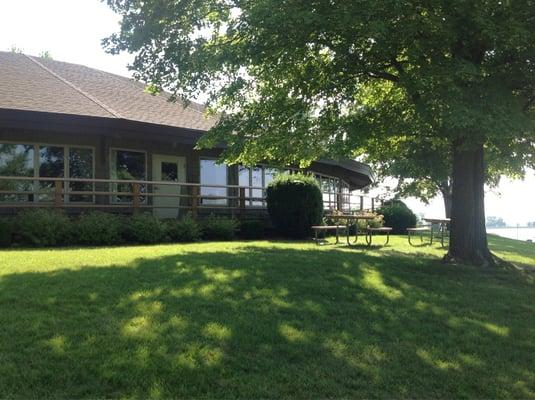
<box><xmin>0</xmin><ymin>176</ymin><xmax>380</xmax><ymax>215</ymax></box>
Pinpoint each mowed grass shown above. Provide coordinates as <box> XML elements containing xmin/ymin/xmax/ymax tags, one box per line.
<box><xmin>0</xmin><ymin>236</ymin><xmax>534</xmax><ymax>399</ymax></box>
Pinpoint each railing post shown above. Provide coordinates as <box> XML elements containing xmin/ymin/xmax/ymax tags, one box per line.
<box><xmin>239</xmin><ymin>187</ymin><xmax>246</xmax><ymax>216</ymax></box>
<box><xmin>360</xmin><ymin>196</ymin><xmax>364</xmax><ymax>211</ymax></box>
<box><xmin>191</xmin><ymin>186</ymin><xmax>198</xmax><ymax>218</ymax></box>
<box><xmin>371</xmin><ymin>198</ymin><xmax>375</xmax><ymax>212</ymax></box>
<box><xmin>132</xmin><ymin>183</ymin><xmax>140</xmax><ymax>214</ymax></box>
<box><xmin>54</xmin><ymin>180</ymin><xmax>63</xmax><ymax>208</ymax></box>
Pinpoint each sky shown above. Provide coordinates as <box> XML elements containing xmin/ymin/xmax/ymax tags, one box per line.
<box><xmin>1</xmin><ymin>0</ymin><xmax>534</xmax><ymax>226</ymax></box>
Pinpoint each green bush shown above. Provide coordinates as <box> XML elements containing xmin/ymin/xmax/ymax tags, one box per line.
<box><xmin>0</xmin><ymin>217</ymin><xmax>13</xmax><ymax>247</ymax></box>
<box><xmin>15</xmin><ymin>209</ymin><xmax>72</xmax><ymax>247</ymax></box>
<box><xmin>266</xmin><ymin>173</ymin><xmax>323</xmax><ymax>238</ymax></box>
<box><xmin>239</xmin><ymin>219</ymin><xmax>267</xmax><ymax>239</ymax></box>
<box><xmin>74</xmin><ymin>212</ymin><xmax>123</xmax><ymax>246</ymax></box>
<box><xmin>201</xmin><ymin>214</ymin><xmax>239</xmax><ymax>241</ymax></box>
<box><xmin>122</xmin><ymin>213</ymin><xmax>167</xmax><ymax>244</ymax></box>
<box><xmin>377</xmin><ymin>201</ymin><xmax>417</xmax><ymax>234</ymax></box>
<box><xmin>166</xmin><ymin>214</ymin><xmax>202</xmax><ymax>242</ymax></box>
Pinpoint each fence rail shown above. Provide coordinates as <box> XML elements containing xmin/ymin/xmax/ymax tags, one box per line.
<box><xmin>0</xmin><ymin>176</ymin><xmax>381</xmax><ymax>216</ymax></box>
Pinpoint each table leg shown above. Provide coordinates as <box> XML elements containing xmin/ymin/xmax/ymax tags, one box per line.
<box><xmin>365</xmin><ymin>229</ymin><xmax>372</xmax><ymax>245</ymax></box>
<box><xmin>335</xmin><ymin>223</ymin><xmax>340</xmax><ymax>244</ymax></box>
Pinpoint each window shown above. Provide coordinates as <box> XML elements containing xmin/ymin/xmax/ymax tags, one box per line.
<box><xmin>111</xmin><ymin>149</ymin><xmax>146</xmax><ymax>203</ymax></box>
<box><xmin>0</xmin><ymin>143</ymin><xmax>94</xmax><ymax>203</ymax></box>
<box><xmin>69</xmin><ymin>147</ymin><xmax>94</xmax><ymax>202</ymax></box>
<box><xmin>39</xmin><ymin>146</ymin><xmax>64</xmax><ymax>201</ymax></box>
<box><xmin>0</xmin><ymin>144</ymin><xmax>34</xmax><ymax>202</ymax></box>
<box><xmin>238</xmin><ymin>166</ymin><xmax>282</xmax><ymax>207</ymax></box>
<box><xmin>200</xmin><ymin>159</ymin><xmax>227</xmax><ymax>205</ymax></box>
<box><xmin>161</xmin><ymin>162</ymin><xmax>178</xmax><ymax>182</ymax></box>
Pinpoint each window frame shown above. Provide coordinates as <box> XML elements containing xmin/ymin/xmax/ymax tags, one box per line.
<box><xmin>109</xmin><ymin>147</ymin><xmax>148</xmax><ymax>204</ymax></box>
<box><xmin>199</xmin><ymin>157</ymin><xmax>229</xmax><ymax>206</ymax></box>
<box><xmin>0</xmin><ymin>140</ymin><xmax>95</xmax><ymax>203</ymax></box>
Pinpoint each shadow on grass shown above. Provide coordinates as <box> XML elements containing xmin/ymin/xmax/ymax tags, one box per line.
<box><xmin>0</xmin><ymin>245</ymin><xmax>533</xmax><ymax>398</ymax></box>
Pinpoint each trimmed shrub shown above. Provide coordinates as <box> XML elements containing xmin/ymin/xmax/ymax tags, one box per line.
<box><xmin>239</xmin><ymin>219</ymin><xmax>267</xmax><ymax>239</ymax></box>
<box><xmin>15</xmin><ymin>209</ymin><xmax>72</xmax><ymax>247</ymax></box>
<box><xmin>201</xmin><ymin>214</ymin><xmax>239</xmax><ymax>241</ymax></box>
<box><xmin>73</xmin><ymin>211</ymin><xmax>123</xmax><ymax>246</ymax></box>
<box><xmin>377</xmin><ymin>201</ymin><xmax>417</xmax><ymax>234</ymax></box>
<box><xmin>266</xmin><ymin>173</ymin><xmax>323</xmax><ymax>238</ymax></box>
<box><xmin>122</xmin><ymin>213</ymin><xmax>167</xmax><ymax>244</ymax></box>
<box><xmin>0</xmin><ymin>217</ymin><xmax>13</xmax><ymax>247</ymax></box>
<box><xmin>166</xmin><ymin>214</ymin><xmax>202</xmax><ymax>242</ymax></box>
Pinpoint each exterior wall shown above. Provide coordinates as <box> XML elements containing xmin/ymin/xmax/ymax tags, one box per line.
<box><xmin>0</xmin><ymin>124</ymin><xmax>363</xmax><ymax>217</ymax></box>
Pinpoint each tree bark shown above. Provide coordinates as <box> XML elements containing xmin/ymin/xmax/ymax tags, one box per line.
<box><xmin>445</xmin><ymin>140</ymin><xmax>495</xmax><ymax>267</ymax></box>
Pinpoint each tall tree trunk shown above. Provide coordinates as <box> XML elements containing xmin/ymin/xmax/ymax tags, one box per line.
<box><xmin>446</xmin><ymin>140</ymin><xmax>495</xmax><ymax>267</ymax></box>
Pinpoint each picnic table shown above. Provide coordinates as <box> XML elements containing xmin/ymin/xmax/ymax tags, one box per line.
<box><xmin>323</xmin><ymin>213</ymin><xmax>378</xmax><ymax>245</ymax></box>
<box><xmin>423</xmin><ymin>217</ymin><xmax>450</xmax><ymax>247</ymax></box>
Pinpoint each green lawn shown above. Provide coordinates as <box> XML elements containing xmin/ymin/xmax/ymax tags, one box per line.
<box><xmin>0</xmin><ymin>236</ymin><xmax>534</xmax><ymax>399</ymax></box>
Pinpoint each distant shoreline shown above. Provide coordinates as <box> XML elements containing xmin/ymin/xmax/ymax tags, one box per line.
<box><xmin>487</xmin><ymin>226</ymin><xmax>532</xmax><ymax>229</ymax></box>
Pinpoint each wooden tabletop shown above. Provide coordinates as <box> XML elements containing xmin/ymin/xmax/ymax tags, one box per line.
<box><xmin>424</xmin><ymin>217</ymin><xmax>451</xmax><ymax>224</ymax></box>
<box><xmin>325</xmin><ymin>214</ymin><xmax>377</xmax><ymax>220</ymax></box>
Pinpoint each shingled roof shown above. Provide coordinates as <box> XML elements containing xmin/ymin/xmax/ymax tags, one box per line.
<box><xmin>0</xmin><ymin>51</ymin><xmax>215</xmax><ymax>131</ymax></box>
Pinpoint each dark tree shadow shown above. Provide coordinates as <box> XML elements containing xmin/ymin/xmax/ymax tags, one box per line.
<box><xmin>0</xmin><ymin>245</ymin><xmax>533</xmax><ymax>398</ymax></box>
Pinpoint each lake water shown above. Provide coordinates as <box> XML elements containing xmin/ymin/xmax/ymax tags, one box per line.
<box><xmin>487</xmin><ymin>227</ymin><xmax>535</xmax><ymax>242</ymax></box>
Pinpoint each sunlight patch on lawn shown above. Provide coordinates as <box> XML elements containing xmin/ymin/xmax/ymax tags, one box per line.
<box><xmin>174</xmin><ymin>344</ymin><xmax>224</xmax><ymax>368</ymax></box>
<box><xmin>416</xmin><ymin>348</ymin><xmax>461</xmax><ymax>371</ymax></box>
<box><xmin>279</xmin><ymin>323</ymin><xmax>310</xmax><ymax>343</ymax></box>
<box><xmin>203</xmin><ymin>322</ymin><xmax>232</xmax><ymax>341</ymax></box>
<box><xmin>362</xmin><ymin>268</ymin><xmax>403</xmax><ymax>300</ymax></box>
<box><xmin>44</xmin><ymin>335</ymin><xmax>67</xmax><ymax>355</ymax></box>
<box><xmin>123</xmin><ymin>316</ymin><xmax>155</xmax><ymax>339</ymax></box>
<box><xmin>473</xmin><ymin>320</ymin><xmax>510</xmax><ymax>337</ymax></box>
<box><xmin>323</xmin><ymin>337</ymin><xmax>385</xmax><ymax>379</ymax></box>
<box><xmin>203</xmin><ymin>268</ymin><xmax>246</xmax><ymax>282</ymax></box>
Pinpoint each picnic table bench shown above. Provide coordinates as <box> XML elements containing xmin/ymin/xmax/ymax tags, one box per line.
<box><xmin>311</xmin><ymin>225</ymin><xmax>345</xmax><ymax>244</ymax></box>
<box><xmin>407</xmin><ymin>226</ymin><xmax>432</xmax><ymax>245</ymax></box>
<box><xmin>365</xmin><ymin>226</ymin><xmax>393</xmax><ymax>246</ymax></box>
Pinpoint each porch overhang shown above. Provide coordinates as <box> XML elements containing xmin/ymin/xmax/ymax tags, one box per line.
<box><xmin>311</xmin><ymin>159</ymin><xmax>374</xmax><ymax>190</ymax></box>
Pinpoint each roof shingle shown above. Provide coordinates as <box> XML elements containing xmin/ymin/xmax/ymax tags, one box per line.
<box><xmin>0</xmin><ymin>51</ymin><xmax>215</xmax><ymax>131</ymax></box>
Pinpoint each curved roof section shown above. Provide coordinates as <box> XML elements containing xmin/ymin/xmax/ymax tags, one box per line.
<box><xmin>311</xmin><ymin>159</ymin><xmax>374</xmax><ymax>190</ymax></box>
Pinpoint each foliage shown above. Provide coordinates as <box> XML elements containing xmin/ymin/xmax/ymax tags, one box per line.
<box><xmin>0</xmin><ymin>238</ymin><xmax>533</xmax><ymax>398</ymax></box>
<box><xmin>165</xmin><ymin>214</ymin><xmax>202</xmax><ymax>242</ymax></box>
<box><xmin>104</xmin><ymin>0</ymin><xmax>535</xmax><ymax>168</ymax></box>
<box><xmin>0</xmin><ymin>218</ymin><xmax>13</xmax><ymax>247</ymax></box>
<box><xmin>201</xmin><ymin>214</ymin><xmax>239</xmax><ymax>241</ymax></box>
<box><xmin>266</xmin><ymin>173</ymin><xmax>323</xmax><ymax>238</ymax></box>
<box><xmin>486</xmin><ymin>216</ymin><xmax>506</xmax><ymax>228</ymax></box>
<box><xmin>73</xmin><ymin>212</ymin><xmax>123</xmax><ymax>246</ymax></box>
<box><xmin>15</xmin><ymin>209</ymin><xmax>72</xmax><ymax>247</ymax></box>
<box><xmin>122</xmin><ymin>213</ymin><xmax>167</xmax><ymax>244</ymax></box>
<box><xmin>104</xmin><ymin>0</ymin><xmax>535</xmax><ymax>265</ymax></box>
<box><xmin>38</xmin><ymin>50</ymin><xmax>53</xmax><ymax>59</ymax></box>
<box><xmin>377</xmin><ymin>201</ymin><xmax>417</xmax><ymax>234</ymax></box>
<box><xmin>238</xmin><ymin>219</ymin><xmax>267</xmax><ymax>239</ymax></box>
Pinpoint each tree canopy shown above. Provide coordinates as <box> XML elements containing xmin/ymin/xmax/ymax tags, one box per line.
<box><xmin>104</xmin><ymin>0</ymin><xmax>535</xmax><ymax>265</ymax></box>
